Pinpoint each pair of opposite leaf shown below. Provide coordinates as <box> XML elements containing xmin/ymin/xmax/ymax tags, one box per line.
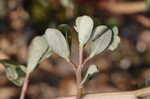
<box><xmin>0</xmin><ymin>15</ymin><xmax>120</xmax><ymax>87</ymax></box>
<box><xmin>74</xmin><ymin>16</ymin><xmax>120</xmax><ymax>58</ymax></box>
<box><xmin>27</xmin><ymin>26</ymin><xmax>71</xmax><ymax>74</ymax></box>
<box><xmin>0</xmin><ymin>24</ymin><xmax>71</xmax><ymax>86</ymax></box>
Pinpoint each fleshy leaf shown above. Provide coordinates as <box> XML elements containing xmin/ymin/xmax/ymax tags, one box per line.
<box><xmin>44</xmin><ymin>28</ymin><xmax>70</xmax><ymax>61</ymax></box>
<box><xmin>39</xmin><ymin>47</ymin><xmax>52</xmax><ymax>62</ymax></box>
<box><xmin>88</xmin><ymin>26</ymin><xmax>113</xmax><ymax>58</ymax></box>
<box><xmin>74</xmin><ymin>15</ymin><xmax>94</xmax><ymax>46</ymax></box>
<box><xmin>108</xmin><ymin>26</ymin><xmax>120</xmax><ymax>51</ymax></box>
<box><xmin>80</xmin><ymin>64</ymin><xmax>99</xmax><ymax>87</ymax></box>
<box><xmin>91</xmin><ymin>25</ymin><xmax>108</xmax><ymax>41</ymax></box>
<box><xmin>6</xmin><ymin>67</ymin><xmax>18</xmax><ymax>80</ymax></box>
<box><xmin>0</xmin><ymin>60</ymin><xmax>26</xmax><ymax>86</ymax></box>
<box><xmin>57</xmin><ymin>24</ymin><xmax>72</xmax><ymax>50</ymax></box>
<box><xmin>27</xmin><ymin>36</ymin><xmax>52</xmax><ymax>74</ymax></box>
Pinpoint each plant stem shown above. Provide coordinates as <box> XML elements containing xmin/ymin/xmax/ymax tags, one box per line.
<box><xmin>76</xmin><ymin>46</ymin><xmax>83</xmax><ymax>99</ymax></box>
<box><xmin>69</xmin><ymin>60</ymin><xmax>77</xmax><ymax>71</ymax></box>
<box><xmin>81</xmin><ymin>57</ymin><xmax>90</xmax><ymax>70</ymax></box>
<box><xmin>20</xmin><ymin>73</ymin><xmax>30</xmax><ymax>99</ymax></box>
<box><xmin>76</xmin><ymin>70</ymin><xmax>82</xmax><ymax>99</ymax></box>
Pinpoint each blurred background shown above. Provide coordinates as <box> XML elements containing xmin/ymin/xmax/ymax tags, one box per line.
<box><xmin>0</xmin><ymin>0</ymin><xmax>150</xmax><ymax>99</ymax></box>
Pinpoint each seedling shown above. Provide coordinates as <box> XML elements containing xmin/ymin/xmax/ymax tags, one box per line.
<box><xmin>0</xmin><ymin>15</ymin><xmax>120</xmax><ymax>99</ymax></box>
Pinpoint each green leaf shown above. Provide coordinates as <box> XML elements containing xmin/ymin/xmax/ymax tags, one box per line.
<box><xmin>80</xmin><ymin>64</ymin><xmax>99</xmax><ymax>87</ymax></box>
<box><xmin>27</xmin><ymin>36</ymin><xmax>52</xmax><ymax>74</ymax></box>
<box><xmin>44</xmin><ymin>28</ymin><xmax>70</xmax><ymax>61</ymax></box>
<box><xmin>5</xmin><ymin>67</ymin><xmax>24</xmax><ymax>86</ymax></box>
<box><xmin>39</xmin><ymin>47</ymin><xmax>52</xmax><ymax>62</ymax></box>
<box><xmin>0</xmin><ymin>60</ymin><xmax>26</xmax><ymax>86</ymax></box>
<box><xmin>74</xmin><ymin>15</ymin><xmax>94</xmax><ymax>46</ymax></box>
<box><xmin>5</xmin><ymin>67</ymin><xmax>18</xmax><ymax>80</ymax></box>
<box><xmin>91</xmin><ymin>25</ymin><xmax>108</xmax><ymax>41</ymax></box>
<box><xmin>88</xmin><ymin>26</ymin><xmax>113</xmax><ymax>58</ymax></box>
<box><xmin>57</xmin><ymin>24</ymin><xmax>73</xmax><ymax>51</ymax></box>
<box><xmin>108</xmin><ymin>26</ymin><xmax>120</xmax><ymax>51</ymax></box>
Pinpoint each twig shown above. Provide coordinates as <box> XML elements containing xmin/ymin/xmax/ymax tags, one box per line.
<box><xmin>97</xmin><ymin>1</ymin><xmax>146</xmax><ymax>14</ymax></box>
<box><xmin>55</xmin><ymin>86</ymin><xmax>150</xmax><ymax>99</ymax></box>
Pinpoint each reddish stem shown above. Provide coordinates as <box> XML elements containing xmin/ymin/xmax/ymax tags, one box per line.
<box><xmin>76</xmin><ymin>70</ymin><xmax>82</xmax><ymax>99</ymax></box>
<box><xmin>20</xmin><ymin>74</ymin><xmax>30</xmax><ymax>99</ymax></box>
<box><xmin>69</xmin><ymin>60</ymin><xmax>78</xmax><ymax>71</ymax></box>
<box><xmin>76</xmin><ymin>46</ymin><xmax>83</xmax><ymax>99</ymax></box>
